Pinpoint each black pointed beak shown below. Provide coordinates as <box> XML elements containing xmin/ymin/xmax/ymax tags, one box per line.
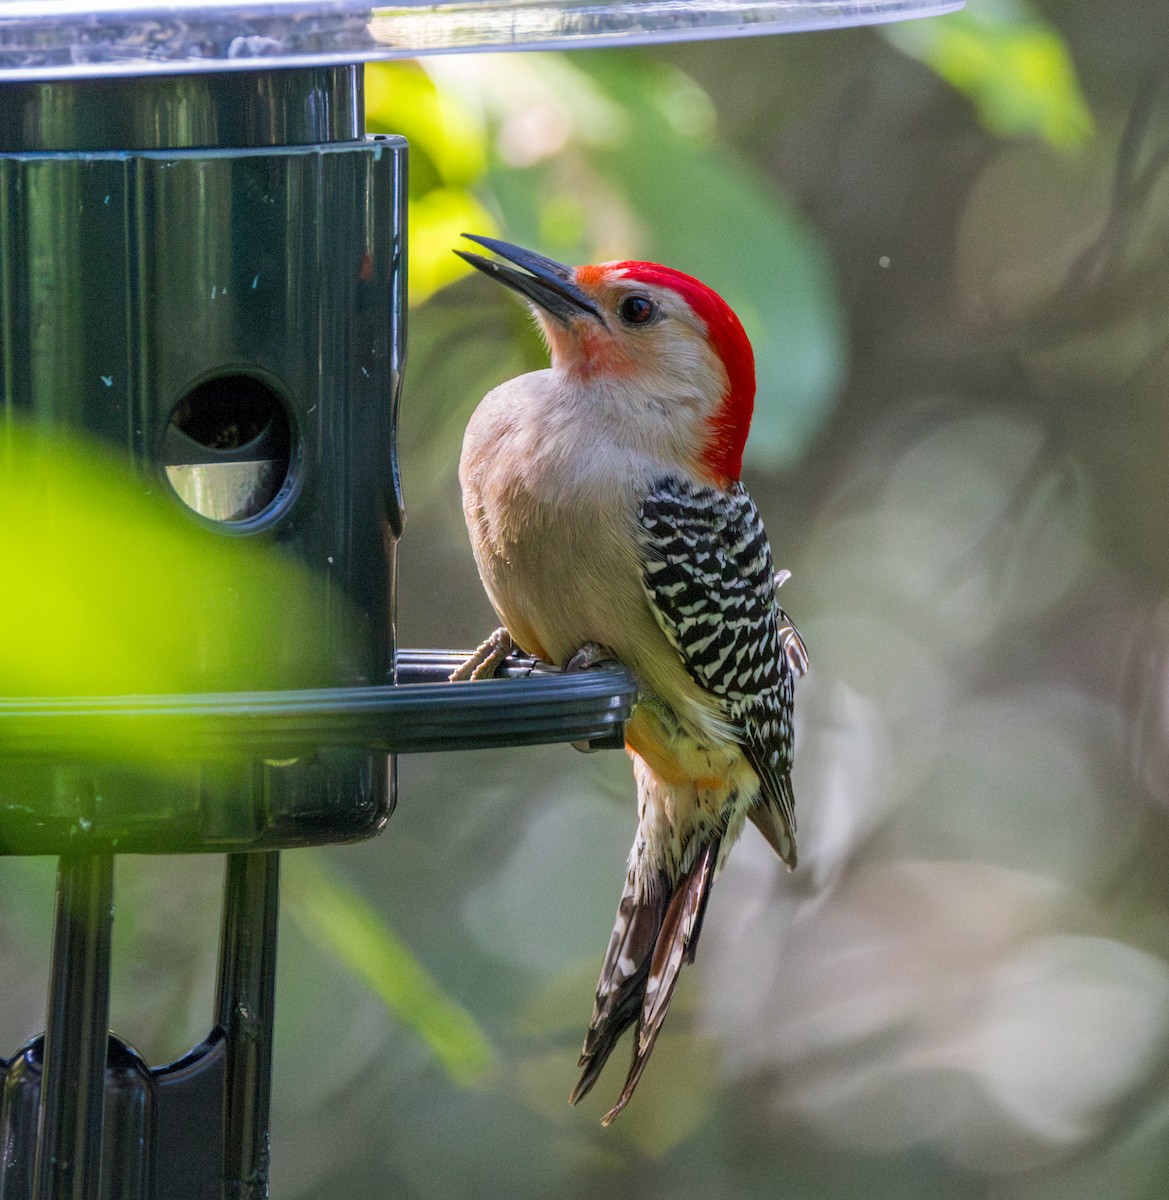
<box><xmin>455</xmin><ymin>233</ymin><xmax>603</xmax><ymax>326</ymax></box>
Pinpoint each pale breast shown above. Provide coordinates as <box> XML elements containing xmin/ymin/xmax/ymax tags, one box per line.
<box><xmin>459</xmin><ymin>374</ymin><xmax>727</xmax><ymax>743</ymax></box>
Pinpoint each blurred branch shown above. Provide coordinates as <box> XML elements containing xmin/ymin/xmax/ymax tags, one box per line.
<box><xmin>1054</xmin><ymin>78</ymin><xmax>1169</xmax><ymax>310</ymax></box>
<box><xmin>1000</xmin><ymin>79</ymin><xmax>1169</xmax><ymax>370</ymax></box>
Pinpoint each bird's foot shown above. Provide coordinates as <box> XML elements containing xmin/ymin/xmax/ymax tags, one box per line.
<box><xmin>448</xmin><ymin>627</ymin><xmax>515</xmax><ymax>682</ymax></box>
<box><xmin>563</xmin><ymin>641</ymin><xmax>614</xmax><ymax>674</ymax></box>
<box><xmin>565</xmin><ymin>642</ymin><xmax>619</xmax><ymax>752</ymax></box>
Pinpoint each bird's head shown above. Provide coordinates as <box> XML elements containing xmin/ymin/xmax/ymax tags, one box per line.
<box><xmin>456</xmin><ymin>234</ymin><xmax>755</xmax><ymax>487</ymax></box>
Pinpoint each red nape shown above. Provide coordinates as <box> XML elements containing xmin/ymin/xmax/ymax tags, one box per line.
<box><xmin>610</xmin><ymin>262</ymin><xmax>755</xmax><ymax>483</ymax></box>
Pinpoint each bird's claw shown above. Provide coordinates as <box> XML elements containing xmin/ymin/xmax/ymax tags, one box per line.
<box><xmin>563</xmin><ymin>642</ymin><xmax>614</xmax><ymax>673</ymax></box>
<box><xmin>448</xmin><ymin>627</ymin><xmax>515</xmax><ymax>682</ymax></box>
<box><xmin>565</xmin><ymin>642</ymin><xmax>619</xmax><ymax>752</ymax></box>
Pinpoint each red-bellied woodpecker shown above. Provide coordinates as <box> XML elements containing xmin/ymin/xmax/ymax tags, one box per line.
<box><xmin>453</xmin><ymin>234</ymin><xmax>808</xmax><ymax>1124</ymax></box>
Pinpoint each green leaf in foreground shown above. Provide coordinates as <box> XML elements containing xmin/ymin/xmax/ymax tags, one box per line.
<box><xmin>282</xmin><ymin>852</ymin><xmax>495</xmax><ymax>1086</ymax></box>
<box><xmin>0</xmin><ymin>425</ymin><xmax>356</xmax><ymax>770</ymax></box>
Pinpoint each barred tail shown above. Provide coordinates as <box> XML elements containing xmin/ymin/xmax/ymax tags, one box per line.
<box><xmin>570</xmin><ymin>839</ymin><xmax>720</xmax><ymax>1123</ymax></box>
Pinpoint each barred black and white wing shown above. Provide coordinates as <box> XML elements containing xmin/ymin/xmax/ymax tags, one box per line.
<box><xmin>638</xmin><ymin>475</ymin><xmax>802</xmax><ymax>866</ymax></box>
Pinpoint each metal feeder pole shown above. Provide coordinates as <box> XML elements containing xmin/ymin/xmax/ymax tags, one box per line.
<box><xmin>35</xmin><ymin>853</ymin><xmax>115</xmax><ymax>1200</ymax></box>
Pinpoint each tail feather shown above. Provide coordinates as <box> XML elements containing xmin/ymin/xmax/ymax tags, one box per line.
<box><xmin>571</xmin><ymin>840</ymin><xmax>721</xmax><ymax>1123</ymax></box>
<box><xmin>600</xmin><ymin>840</ymin><xmax>719</xmax><ymax>1124</ymax></box>
<box><xmin>570</xmin><ymin>878</ymin><xmax>667</xmax><ymax>1106</ymax></box>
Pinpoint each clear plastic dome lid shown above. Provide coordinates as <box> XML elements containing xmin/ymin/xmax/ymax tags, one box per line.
<box><xmin>0</xmin><ymin>1</ymin><xmax>963</xmax><ymax>80</ymax></box>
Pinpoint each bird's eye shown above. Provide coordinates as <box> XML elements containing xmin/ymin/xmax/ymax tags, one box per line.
<box><xmin>618</xmin><ymin>294</ymin><xmax>657</xmax><ymax>325</ymax></box>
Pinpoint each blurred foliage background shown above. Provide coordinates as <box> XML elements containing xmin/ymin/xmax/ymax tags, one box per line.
<box><xmin>5</xmin><ymin>1</ymin><xmax>1169</xmax><ymax>1196</ymax></box>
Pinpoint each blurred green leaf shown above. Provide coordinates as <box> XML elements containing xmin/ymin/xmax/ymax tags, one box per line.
<box><xmin>367</xmin><ymin>61</ymin><xmax>488</xmax><ymax>190</ymax></box>
<box><xmin>0</xmin><ymin>425</ymin><xmax>350</xmax><ymax>707</ymax></box>
<box><xmin>409</xmin><ymin>185</ymin><xmax>499</xmax><ymax>304</ymax></box>
<box><xmin>882</xmin><ymin>1</ymin><xmax>1094</xmax><ymax>149</ymax></box>
<box><xmin>283</xmin><ymin>851</ymin><xmax>495</xmax><ymax>1086</ymax></box>
<box><xmin>366</xmin><ymin>61</ymin><xmax>499</xmax><ymax>305</ymax></box>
